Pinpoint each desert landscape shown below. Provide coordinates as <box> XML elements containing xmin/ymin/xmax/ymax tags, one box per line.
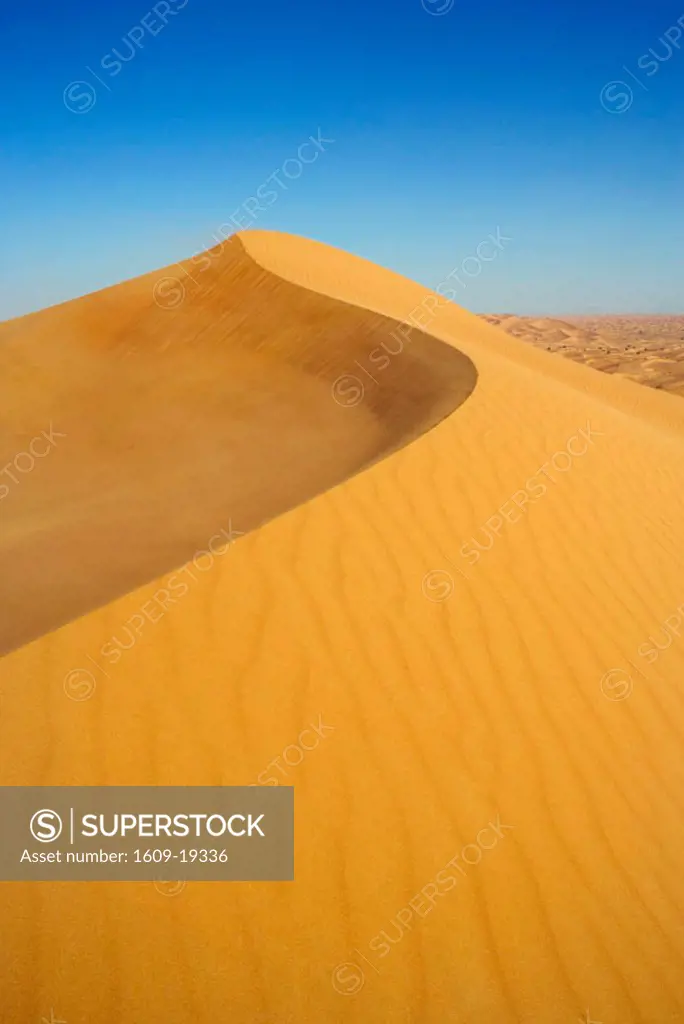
<box><xmin>1</xmin><ymin>230</ymin><xmax>684</xmax><ymax>1023</ymax></box>
<box><xmin>480</xmin><ymin>314</ymin><xmax>684</xmax><ymax>398</ymax></box>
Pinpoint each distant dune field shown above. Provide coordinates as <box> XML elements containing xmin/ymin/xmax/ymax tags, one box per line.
<box><xmin>1</xmin><ymin>231</ymin><xmax>684</xmax><ymax>1023</ymax></box>
<box><xmin>481</xmin><ymin>312</ymin><xmax>684</xmax><ymax>398</ymax></box>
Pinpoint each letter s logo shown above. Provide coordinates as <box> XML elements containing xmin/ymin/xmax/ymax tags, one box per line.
<box><xmin>63</xmin><ymin>81</ymin><xmax>97</xmax><ymax>114</ymax></box>
<box><xmin>30</xmin><ymin>809</ymin><xmax>63</xmax><ymax>843</ymax></box>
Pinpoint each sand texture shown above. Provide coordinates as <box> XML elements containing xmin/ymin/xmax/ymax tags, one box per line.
<box><xmin>1</xmin><ymin>230</ymin><xmax>684</xmax><ymax>1023</ymax></box>
<box><xmin>481</xmin><ymin>313</ymin><xmax>684</xmax><ymax>398</ymax></box>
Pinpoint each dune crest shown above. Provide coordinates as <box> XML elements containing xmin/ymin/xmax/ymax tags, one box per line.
<box><xmin>1</xmin><ymin>231</ymin><xmax>684</xmax><ymax>1022</ymax></box>
<box><xmin>0</xmin><ymin>236</ymin><xmax>476</xmax><ymax>655</ymax></box>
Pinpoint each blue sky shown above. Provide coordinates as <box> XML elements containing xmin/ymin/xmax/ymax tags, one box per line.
<box><xmin>1</xmin><ymin>0</ymin><xmax>682</xmax><ymax>319</ymax></box>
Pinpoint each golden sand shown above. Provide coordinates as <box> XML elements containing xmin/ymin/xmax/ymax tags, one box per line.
<box><xmin>1</xmin><ymin>230</ymin><xmax>684</xmax><ymax>1022</ymax></box>
<box><xmin>481</xmin><ymin>313</ymin><xmax>684</xmax><ymax>398</ymax></box>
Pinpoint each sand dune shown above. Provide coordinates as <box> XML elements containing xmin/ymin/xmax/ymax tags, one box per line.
<box><xmin>480</xmin><ymin>312</ymin><xmax>684</xmax><ymax>398</ymax></box>
<box><xmin>0</xmin><ymin>236</ymin><xmax>476</xmax><ymax>655</ymax></box>
<box><xmin>2</xmin><ymin>231</ymin><xmax>684</xmax><ymax>1022</ymax></box>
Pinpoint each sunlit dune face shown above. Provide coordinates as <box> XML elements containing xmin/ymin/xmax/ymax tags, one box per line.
<box><xmin>0</xmin><ymin>237</ymin><xmax>477</xmax><ymax>655</ymax></box>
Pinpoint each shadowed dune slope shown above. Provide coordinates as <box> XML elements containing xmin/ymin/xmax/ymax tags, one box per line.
<box><xmin>1</xmin><ymin>230</ymin><xmax>684</xmax><ymax>1023</ymax></box>
<box><xmin>0</xmin><ymin>236</ymin><xmax>476</xmax><ymax>655</ymax></box>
